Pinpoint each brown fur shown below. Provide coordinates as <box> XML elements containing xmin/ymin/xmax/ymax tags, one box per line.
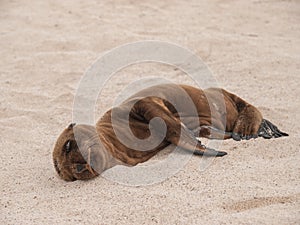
<box><xmin>52</xmin><ymin>124</ymin><xmax>122</xmax><ymax>181</ymax></box>
<box><xmin>53</xmin><ymin>84</ymin><xmax>265</xmax><ymax>181</ymax></box>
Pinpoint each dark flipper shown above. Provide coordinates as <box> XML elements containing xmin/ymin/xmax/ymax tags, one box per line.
<box><xmin>231</xmin><ymin>132</ymin><xmax>258</xmax><ymax>141</ymax></box>
<box><xmin>192</xmin><ymin>144</ymin><xmax>227</xmax><ymax>157</ymax></box>
<box><xmin>258</xmin><ymin>119</ymin><xmax>288</xmax><ymax>139</ymax></box>
<box><xmin>232</xmin><ymin>132</ymin><xmax>242</xmax><ymax>141</ymax></box>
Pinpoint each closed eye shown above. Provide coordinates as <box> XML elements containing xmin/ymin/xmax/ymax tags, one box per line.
<box><xmin>65</xmin><ymin>140</ymin><xmax>71</xmax><ymax>153</ymax></box>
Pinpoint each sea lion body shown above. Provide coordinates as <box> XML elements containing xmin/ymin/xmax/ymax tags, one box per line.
<box><xmin>53</xmin><ymin>84</ymin><xmax>288</xmax><ymax>181</ymax></box>
<box><xmin>95</xmin><ymin>84</ymin><xmax>262</xmax><ymax>165</ymax></box>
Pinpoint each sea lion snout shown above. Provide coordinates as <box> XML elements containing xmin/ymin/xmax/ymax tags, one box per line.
<box><xmin>76</xmin><ymin>164</ymin><xmax>85</xmax><ymax>172</ymax></box>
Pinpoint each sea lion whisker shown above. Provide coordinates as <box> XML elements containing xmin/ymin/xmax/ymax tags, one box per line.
<box><xmin>87</xmin><ymin>147</ymin><xmax>91</xmax><ymax>165</ymax></box>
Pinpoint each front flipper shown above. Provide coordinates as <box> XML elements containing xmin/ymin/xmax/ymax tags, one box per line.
<box><xmin>258</xmin><ymin>119</ymin><xmax>288</xmax><ymax>139</ymax></box>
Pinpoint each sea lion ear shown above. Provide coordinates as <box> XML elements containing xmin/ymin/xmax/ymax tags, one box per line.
<box><xmin>67</xmin><ymin>123</ymin><xmax>76</xmax><ymax>130</ymax></box>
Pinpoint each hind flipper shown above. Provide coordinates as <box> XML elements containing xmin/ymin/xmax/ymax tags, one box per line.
<box><xmin>232</xmin><ymin>104</ymin><xmax>263</xmax><ymax>141</ymax></box>
<box><xmin>258</xmin><ymin>119</ymin><xmax>288</xmax><ymax>139</ymax></box>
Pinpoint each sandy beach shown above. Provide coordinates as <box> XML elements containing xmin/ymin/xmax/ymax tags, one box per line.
<box><xmin>1</xmin><ymin>0</ymin><xmax>299</xmax><ymax>224</ymax></box>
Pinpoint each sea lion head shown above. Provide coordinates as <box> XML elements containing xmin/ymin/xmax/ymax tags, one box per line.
<box><xmin>52</xmin><ymin>123</ymin><xmax>99</xmax><ymax>181</ymax></box>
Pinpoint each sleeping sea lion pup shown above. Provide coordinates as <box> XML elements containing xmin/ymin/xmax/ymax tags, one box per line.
<box><xmin>52</xmin><ymin>84</ymin><xmax>288</xmax><ymax>181</ymax></box>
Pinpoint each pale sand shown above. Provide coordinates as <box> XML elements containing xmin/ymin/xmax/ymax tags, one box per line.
<box><xmin>1</xmin><ymin>0</ymin><xmax>299</xmax><ymax>224</ymax></box>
